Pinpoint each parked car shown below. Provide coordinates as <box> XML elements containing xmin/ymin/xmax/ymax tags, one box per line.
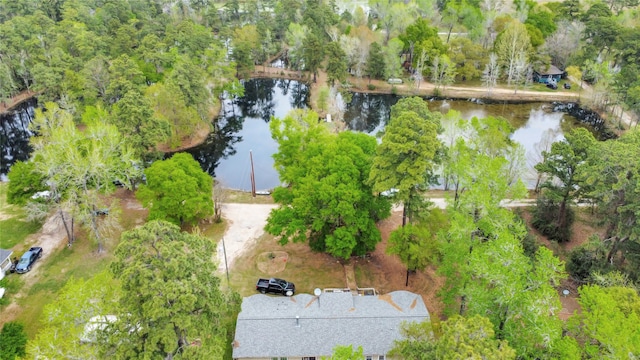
<box><xmin>547</xmin><ymin>82</ymin><xmax>558</xmax><ymax>90</ymax></box>
<box><xmin>256</xmin><ymin>278</ymin><xmax>295</xmax><ymax>296</ymax></box>
<box><xmin>15</xmin><ymin>247</ymin><xmax>43</xmax><ymax>274</ymax></box>
<box><xmin>564</xmin><ymin>83</ymin><xmax>571</xmax><ymax>89</ymax></box>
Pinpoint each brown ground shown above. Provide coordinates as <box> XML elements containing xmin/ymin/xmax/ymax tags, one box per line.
<box><xmin>0</xmin><ymin>90</ymin><xmax>38</xmax><ymax>113</ymax></box>
<box><xmin>519</xmin><ymin>207</ymin><xmax>607</xmax><ymax>319</ymax></box>
<box><xmin>358</xmin><ymin>210</ymin><xmax>447</xmax><ymax>319</ymax></box>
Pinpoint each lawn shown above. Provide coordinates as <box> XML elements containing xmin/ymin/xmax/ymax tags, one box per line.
<box><xmin>0</xmin><ymin>183</ymin><xmax>42</xmax><ymax>250</ymax></box>
<box><xmin>13</xmin><ymin>231</ymin><xmax>114</xmax><ymax>337</ymax></box>
<box><xmin>227</xmin><ymin>233</ymin><xmax>347</xmax><ymax>296</ymax></box>
<box><xmin>1</xmin><ymin>186</ymin><xmax>232</xmax><ymax>338</ymax></box>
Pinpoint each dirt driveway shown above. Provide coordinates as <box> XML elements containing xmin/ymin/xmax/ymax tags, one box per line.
<box><xmin>217</xmin><ymin>203</ymin><xmax>277</xmax><ymax>272</ymax></box>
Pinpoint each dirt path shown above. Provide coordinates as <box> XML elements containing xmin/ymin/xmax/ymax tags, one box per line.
<box><xmin>0</xmin><ymin>90</ymin><xmax>38</xmax><ymax>114</ymax></box>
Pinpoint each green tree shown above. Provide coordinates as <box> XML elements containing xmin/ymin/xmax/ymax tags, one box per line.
<box><xmin>6</xmin><ymin>161</ymin><xmax>47</xmax><ymax>205</ymax></box>
<box><xmin>534</xmin><ymin>128</ymin><xmax>596</xmax><ymax>242</ymax></box>
<box><xmin>327</xmin><ymin>344</ymin><xmax>364</xmax><ymax>360</ymax></box>
<box><xmin>366</xmin><ymin>42</ymin><xmax>385</xmax><ymax>81</ymax></box>
<box><xmin>145</xmin><ymin>83</ymin><xmax>200</xmax><ymax>148</ymax></box>
<box><xmin>494</xmin><ymin>20</ymin><xmax>532</xmax><ymax>86</ymax></box>
<box><xmin>391</xmin><ymin>315</ymin><xmax>516</xmax><ymax>359</ymax></box>
<box><xmin>166</xmin><ymin>56</ymin><xmax>210</xmax><ymax>119</ymax></box>
<box><xmin>399</xmin><ymin>18</ymin><xmax>447</xmax><ymax>70</ymax></box>
<box><xmin>369</xmin><ymin>97</ymin><xmax>443</xmax><ymax>226</ymax></box>
<box><xmin>449</xmin><ymin>37</ymin><xmax>488</xmax><ymax>81</ymax></box>
<box><xmin>112</xmin><ymin>90</ymin><xmax>170</xmax><ymax>158</ymax></box>
<box><xmin>232</xmin><ymin>24</ymin><xmax>260</xmax><ymax>78</ymax></box>
<box><xmin>0</xmin><ymin>322</ymin><xmax>28</xmax><ymax>360</ymax></box>
<box><xmin>441</xmin><ymin>0</ymin><xmax>482</xmax><ymax>43</ymax></box>
<box><xmin>303</xmin><ymin>33</ymin><xmax>325</xmax><ymax>82</ymax></box>
<box><xmin>581</xmin><ymin>130</ymin><xmax>640</xmax><ymax>272</ymax></box>
<box><xmin>105</xmin><ymin>54</ymin><xmax>145</xmax><ymax>103</ymax></box>
<box><xmin>137</xmin><ymin>153</ymin><xmax>213</xmax><ymax>226</ymax></box>
<box><xmin>27</xmin><ymin>272</ymin><xmax>120</xmax><ymax>359</ymax></box>
<box><xmin>266</xmin><ymin>110</ymin><xmax>390</xmax><ymax>259</ymax></box>
<box><xmin>106</xmin><ymin>221</ymin><xmax>229</xmax><ymax>359</ymax></box>
<box><xmin>30</xmin><ymin>103</ymin><xmax>140</xmax><ymax>251</ymax></box>
<box><xmin>387</xmin><ymin>209</ymin><xmax>447</xmax><ymax>286</ymax></box>
<box><xmin>325</xmin><ymin>42</ymin><xmax>348</xmax><ymax>86</ymax></box>
<box><xmin>285</xmin><ymin>23</ymin><xmax>308</xmax><ymax>72</ymax></box>
<box><xmin>382</xmin><ymin>38</ymin><xmax>404</xmax><ymax>79</ymax></box>
<box><xmin>567</xmin><ymin>285</ymin><xmax>640</xmax><ymax>358</ymax></box>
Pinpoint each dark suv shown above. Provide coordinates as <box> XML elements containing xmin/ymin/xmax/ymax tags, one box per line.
<box><xmin>15</xmin><ymin>247</ymin><xmax>43</xmax><ymax>274</ymax></box>
<box><xmin>546</xmin><ymin>82</ymin><xmax>558</xmax><ymax>90</ymax></box>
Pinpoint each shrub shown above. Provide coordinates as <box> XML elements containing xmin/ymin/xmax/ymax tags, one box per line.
<box><xmin>532</xmin><ymin>197</ymin><xmax>574</xmax><ymax>242</ymax></box>
<box><xmin>0</xmin><ymin>321</ymin><xmax>27</xmax><ymax>360</ymax></box>
<box><xmin>521</xmin><ymin>233</ymin><xmax>540</xmax><ymax>259</ymax></box>
<box><xmin>367</xmin><ymin>84</ymin><xmax>376</xmax><ymax>91</ymax></box>
<box><xmin>566</xmin><ymin>237</ymin><xmax>608</xmax><ymax>282</ymax></box>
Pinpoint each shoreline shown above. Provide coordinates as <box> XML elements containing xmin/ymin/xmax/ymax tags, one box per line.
<box><xmin>0</xmin><ymin>90</ymin><xmax>38</xmax><ymax>114</ymax></box>
<box><xmin>2</xmin><ymin>69</ymin><xmax>626</xmax><ymax>155</ymax></box>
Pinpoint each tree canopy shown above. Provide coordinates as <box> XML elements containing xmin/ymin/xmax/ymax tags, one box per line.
<box><xmin>137</xmin><ymin>152</ymin><xmax>213</xmax><ymax>226</ymax></box>
<box><xmin>106</xmin><ymin>220</ymin><xmax>230</xmax><ymax>359</ymax></box>
<box><xmin>266</xmin><ymin>109</ymin><xmax>390</xmax><ymax>259</ymax></box>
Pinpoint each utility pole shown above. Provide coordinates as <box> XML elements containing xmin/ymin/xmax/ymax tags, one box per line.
<box><xmin>250</xmin><ymin>150</ymin><xmax>256</xmax><ymax>197</ymax></box>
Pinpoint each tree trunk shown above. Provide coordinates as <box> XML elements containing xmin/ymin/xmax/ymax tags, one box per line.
<box><xmin>402</xmin><ymin>204</ymin><xmax>407</xmax><ymax>227</ymax></box>
<box><xmin>59</xmin><ymin>209</ymin><xmax>74</xmax><ymax>245</ymax></box>
<box><xmin>405</xmin><ymin>269</ymin><xmax>410</xmax><ymax>286</ymax></box>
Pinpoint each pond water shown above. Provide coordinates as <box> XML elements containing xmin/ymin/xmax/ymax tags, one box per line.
<box><xmin>187</xmin><ymin>80</ymin><xmax>585</xmax><ymax>191</ymax></box>
<box><xmin>0</xmin><ymin>98</ymin><xmax>36</xmax><ymax>181</ymax></box>
<box><xmin>0</xmin><ymin>79</ymin><xmax>590</xmax><ymax>190</ymax></box>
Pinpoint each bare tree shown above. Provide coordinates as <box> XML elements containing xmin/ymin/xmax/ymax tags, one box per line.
<box><xmin>543</xmin><ymin>21</ymin><xmax>585</xmax><ymax>69</ymax></box>
<box><xmin>512</xmin><ymin>53</ymin><xmax>529</xmax><ymax>94</ymax></box>
<box><xmin>494</xmin><ymin>21</ymin><xmax>531</xmax><ymax>86</ymax></box>
<box><xmin>213</xmin><ymin>180</ymin><xmax>228</xmax><ymax>223</ymax></box>
<box><xmin>482</xmin><ymin>53</ymin><xmax>500</xmax><ymax>95</ymax></box>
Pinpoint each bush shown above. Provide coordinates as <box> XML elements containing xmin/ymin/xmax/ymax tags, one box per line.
<box><xmin>0</xmin><ymin>321</ymin><xmax>27</xmax><ymax>360</ymax></box>
<box><xmin>532</xmin><ymin>197</ymin><xmax>574</xmax><ymax>242</ymax></box>
<box><xmin>566</xmin><ymin>238</ymin><xmax>608</xmax><ymax>282</ymax></box>
<box><xmin>367</xmin><ymin>84</ymin><xmax>376</xmax><ymax>90</ymax></box>
<box><xmin>521</xmin><ymin>233</ymin><xmax>540</xmax><ymax>259</ymax></box>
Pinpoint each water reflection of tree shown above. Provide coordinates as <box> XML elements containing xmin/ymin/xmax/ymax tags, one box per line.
<box><xmin>345</xmin><ymin>93</ymin><xmax>398</xmax><ymax>134</ymax></box>
<box><xmin>289</xmin><ymin>81</ymin><xmax>309</xmax><ymax>109</ymax></box>
<box><xmin>186</xmin><ymin>111</ymin><xmax>244</xmax><ymax>177</ymax></box>
<box><xmin>238</xmin><ymin>78</ymin><xmax>276</xmax><ymax>122</ymax></box>
<box><xmin>0</xmin><ymin>99</ymin><xmax>36</xmax><ymax>179</ymax></box>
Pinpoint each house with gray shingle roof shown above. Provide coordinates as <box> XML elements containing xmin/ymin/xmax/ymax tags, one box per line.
<box><xmin>232</xmin><ymin>290</ymin><xmax>429</xmax><ymax>360</ymax></box>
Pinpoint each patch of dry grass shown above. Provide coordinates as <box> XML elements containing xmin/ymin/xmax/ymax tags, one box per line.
<box><xmin>226</xmin><ymin>233</ymin><xmax>346</xmax><ymax>296</ymax></box>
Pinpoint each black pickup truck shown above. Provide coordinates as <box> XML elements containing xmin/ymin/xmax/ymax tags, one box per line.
<box><xmin>256</xmin><ymin>278</ymin><xmax>295</xmax><ymax>296</ymax></box>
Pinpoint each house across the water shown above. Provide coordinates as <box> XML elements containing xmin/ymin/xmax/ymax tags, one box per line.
<box><xmin>533</xmin><ymin>65</ymin><xmax>565</xmax><ymax>84</ymax></box>
<box><xmin>232</xmin><ymin>290</ymin><xmax>430</xmax><ymax>360</ymax></box>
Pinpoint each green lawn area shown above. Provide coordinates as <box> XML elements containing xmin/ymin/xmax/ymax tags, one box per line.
<box><xmin>0</xmin><ymin>183</ymin><xmax>42</xmax><ymax>250</ymax></box>
<box><xmin>14</xmin><ymin>235</ymin><xmax>114</xmax><ymax>337</ymax></box>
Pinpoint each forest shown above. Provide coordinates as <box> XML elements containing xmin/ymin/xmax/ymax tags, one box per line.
<box><xmin>0</xmin><ymin>0</ymin><xmax>639</xmax><ymax>359</ymax></box>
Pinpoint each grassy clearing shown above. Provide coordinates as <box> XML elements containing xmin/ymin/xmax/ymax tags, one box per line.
<box><xmin>224</xmin><ymin>189</ymin><xmax>274</xmax><ymax>204</ymax></box>
<box><xmin>0</xmin><ymin>183</ymin><xmax>42</xmax><ymax>250</ymax></box>
<box><xmin>14</xmin><ymin>229</ymin><xmax>114</xmax><ymax>337</ymax></box>
<box><xmin>227</xmin><ymin>233</ymin><xmax>346</xmax><ymax>296</ymax></box>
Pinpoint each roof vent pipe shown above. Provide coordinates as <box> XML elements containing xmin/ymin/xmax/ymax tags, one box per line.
<box><xmin>295</xmin><ymin>315</ymin><xmax>300</xmax><ymax>327</ymax></box>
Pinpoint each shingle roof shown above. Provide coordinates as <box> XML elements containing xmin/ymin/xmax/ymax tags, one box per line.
<box><xmin>232</xmin><ymin>290</ymin><xmax>429</xmax><ymax>358</ymax></box>
<box><xmin>0</xmin><ymin>249</ymin><xmax>13</xmax><ymax>263</ymax></box>
<box><xmin>536</xmin><ymin>64</ymin><xmax>564</xmax><ymax>75</ymax></box>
